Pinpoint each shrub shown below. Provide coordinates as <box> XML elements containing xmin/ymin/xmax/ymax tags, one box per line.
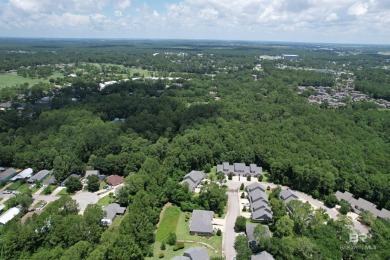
<box><xmin>240</xmin><ymin>183</ymin><xmax>245</xmax><ymax>190</ymax></box>
<box><xmin>228</xmin><ymin>173</ymin><xmax>233</xmax><ymax>180</ymax></box>
<box><xmin>324</xmin><ymin>194</ymin><xmax>338</xmax><ymax>208</ymax></box>
<box><xmin>246</xmin><ymin>175</ymin><xmax>251</xmax><ymax>181</ymax></box>
<box><xmin>241</xmin><ymin>192</ymin><xmax>245</xmax><ymax>199</ymax></box>
<box><xmin>167</xmin><ymin>232</ymin><xmax>177</xmax><ymax>246</ymax></box>
<box><xmin>234</xmin><ymin>216</ymin><xmax>247</xmax><ymax>232</ymax></box>
<box><xmin>159</xmin><ymin>252</ymin><xmax>164</xmax><ymax>258</ymax></box>
<box><xmin>160</xmin><ymin>242</ymin><xmax>166</xmax><ymax>250</ymax></box>
<box><xmin>243</xmin><ymin>206</ymin><xmax>247</xmax><ymax>212</ymax></box>
<box><xmin>217</xmin><ymin>229</ymin><xmax>222</xmax><ymax>236</ymax></box>
<box><xmin>257</xmin><ymin>175</ymin><xmax>263</xmax><ymax>181</ymax></box>
<box><xmin>173</xmin><ymin>243</ymin><xmax>184</xmax><ymax>251</ymax></box>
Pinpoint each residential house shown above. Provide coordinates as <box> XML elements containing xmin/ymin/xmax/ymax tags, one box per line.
<box><xmin>172</xmin><ymin>247</ymin><xmax>209</xmax><ymax>260</ymax></box>
<box><xmin>246</xmin><ymin>223</ymin><xmax>271</xmax><ymax>250</ymax></box>
<box><xmin>61</xmin><ymin>174</ymin><xmax>81</xmax><ymax>187</ymax></box>
<box><xmin>11</xmin><ymin>168</ymin><xmax>33</xmax><ymax>181</ymax></box>
<box><xmin>45</xmin><ymin>175</ymin><xmax>57</xmax><ymax>185</ymax></box>
<box><xmin>279</xmin><ymin>189</ymin><xmax>299</xmax><ymax>203</ymax></box>
<box><xmin>251</xmin><ymin>251</ymin><xmax>275</xmax><ymax>260</ymax></box>
<box><xmin>101</xmin><ymin>203</ymin><xmax>126</xmax><ymax>226</ymax></box>
<box><xmin>106</xmin><ymin>175</ymin><xmax>124</xmax><ymax>186</ymax></box>
<box><xmin>84</xmin><ymin>170</ymin><xmax>99</xmax><ymax>183</ymax></box>
<box><xmin>181</xmin><ymin>170</ymin><xmax>205</xmax><ymax>191</ymax></box>
<box><xmin>247</xmin><ymin>184</ymin><xmax>273</xmax><ymax>223</ymax></box>
<box><xmin>0</xmin><ymin>168</ymin><xmax>17</xmax><ymax>182</ymax></box>
<box><xmin>189</xmin><ymin>210</ymin><xmax>214</xmax><ymax>236</ymax></box>
<box><xmin>335</xmin><ymin>190</ymin><xmax>390</xmax><ymax>219</ymax></box>
<box><xmin>28</xmin><ymin>170</ymin><xmax>51</xmax><ymax>183</ymax></box>
<box><xmin>0</xmin><ymin>207</ymin><xmax>21</xmax><ymax>225</ymax></box>
<box><xmin>216</xmin><ymin>162</ymin><xmax>262</xmax><ymax>177</ymax></box>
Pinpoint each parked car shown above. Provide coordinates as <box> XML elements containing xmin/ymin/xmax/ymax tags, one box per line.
<box><xmin>2</xmin><ymin>190</ymin><xmax>12</xmax><ymax>194</ymax></box>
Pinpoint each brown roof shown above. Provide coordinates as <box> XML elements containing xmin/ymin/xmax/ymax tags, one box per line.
<box><xmin>106</xmin><ymin>175</ymin><xmax>124</xmax><ymax>186</ymax></box>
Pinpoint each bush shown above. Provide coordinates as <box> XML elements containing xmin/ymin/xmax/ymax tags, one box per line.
<box><xmin>258</xmin><ymin>175</ymin><xmax>263</xmax><ymax>181</ymax></box>
<box><xmin>204</xmin><ymin>163</ymin><xmax>211</xmax><ymax>173</ymax></box>
<box><xmin>246</xmin><ymin>175</ymin><xmax>251</xmax><ymax>181</ymax></box>
<box><xmin>217</xmin><ymin>229</ymin><xmax>222</xmax><ymax>236</ymax></box>
<box><xmin>159</xmin><ymin>252</ymin><xmax>164</xmax><ymax>258</ymax></box>
<box><xmin>234</xmin><ymin>216</ymin><xmax>247</xmax><ymax>232</ymax></box>
<box><xmin>173</xmin><ymin>242</ymin><xmax>184</xmax><ymax>251</ymax></box>
<box><xmin>228</xmin><ymin>173</ymin><xmax>233</xmax><ymax>180</ymax></box>
<box><xmin>340</xmin><ymin>201</ymin><xmax>350</xmax><ymax>215</ymax></box>
<box><xmin>167</xmin><ymin>232</ymin><xmax>177</xmax><ymax>246</ymax></box>
<box><xmin>241</xmin><ymin>192</ymin><xmax>245</xmax><ymax>199</ymax></box>
<box><xmin>43</xmin><ymin>185</ymin><xmax>53</xmax><ymax>195</ymax></box>
<box><xmin>324</xmin><ymin>194</ymin><xmax>338</xmax><ymax>208</ymax></box>
<box><xmin>240</xmin><ymin>183</ymin><xmax>245</xmax><ymax>190</ymax></box>
<box><xmin>243</xmin><ymin>206</ymin><xmax>247</xmax><ymax>212</ymax></box>
<box><xmin>160</xmin><ymin>242</ymin><xmax>166</xmax><ymax>250</ymax></box>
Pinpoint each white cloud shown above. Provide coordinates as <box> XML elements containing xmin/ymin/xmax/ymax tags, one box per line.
<box><xmin>325</xmin><ymin>12</ymin><xmax>338</xmax><ymax>22</ymax></box>
<box><xmin>114</xmin><ymin>0</ymin><xmax>131</xmax><ymax>10</ymax></box>
<box><xmin>348</xmin><ymin>2</ymin><xmax>369</xmax><ymax>16</ymax></box>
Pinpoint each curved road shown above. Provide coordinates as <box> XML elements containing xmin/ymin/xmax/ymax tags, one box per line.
<box><xmin>223</xmin><ymin>189</ymin><xmax>240</xmax><ymax>260</ymax></box>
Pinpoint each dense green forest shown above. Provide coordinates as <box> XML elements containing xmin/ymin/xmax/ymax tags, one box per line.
<box><xmin>0</xmin><ymin>40</ymin><xmax>389</xmax><ymax>259</ymax></box>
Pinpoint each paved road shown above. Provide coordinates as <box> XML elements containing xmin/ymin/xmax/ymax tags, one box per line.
<box><xmin>72</xmin><ymin>192</ymin><xmax>100</xmax><ymax>214</ymax></box>
<box><xmin>223</xmin><ymin>189</ymin><xmax>240</xmax><ymax>260</ymax></box>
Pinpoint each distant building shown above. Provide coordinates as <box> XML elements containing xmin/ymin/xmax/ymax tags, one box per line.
<box><xmin>0</xmin><ymin>207</ymin><xmax>21</xmax><ymax>225</ymax></box>
<box><xmin>189</xmin><ymin>210</ymin><xmax>214</xmax><ymax>236</ymax></box>
<box><xmin>172</xmin><ymin>247</ymin><xmax>210</xmax><ymax>260</ymax></box>
<box><xmin>217</xmin><ymin>162</ymin><xmax>262</xmax><ymax>177</ymax></box>
<box><xmin>84</xmin><ymin>170</ymin><xmax>99</xmax><ymax>183</ymax></box>
<box><xmin>181</xmin><ymin>170</ymin><xmax>205</xmax><ymax>191</ymax></box>
<box><xmin>45</xmin><ymin>175</ymin><xmax>57</xmax><ymax>185</ymax></box>
<box><xmin>247</xmin><ymin>183</ymin><xmax>273</xmax><ymax>222</ymax></box>
<box><xmin>61</xmin><ymin>174</ymin><xmax>81</xmax><ymax>186</ymax></box>
<box><xmin>282</xmin><ymin>54</ymin><xmax>299</xmax><ymax>60</ymax></box>
<box><xmin>246</xmin><ymin>223</ymin><xmax>270</xmax><ymax>249</ymax></box>
<box><xmin>251</xmin><ymin>251</ymin><xmax>275</xmax><ymax>260</ymax></box>
<box><xmin>335</xmin><ymin>190</ymin><xmax>390</xmax><ymax>219</ymax></box>
<box><xmin>0</xmin><ymin>168</ymin><xmax>17</xmax><ymax>182</ymax></box>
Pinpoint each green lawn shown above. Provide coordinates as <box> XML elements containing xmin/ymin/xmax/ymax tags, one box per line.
<box><xmin>0</xmin><ymin>71</ymin><xmax>63</xmax><ymax>89</ymax></box>
<box><xmin>58</xmin><ymin>188</ymin><xmax>69</xmax><ymax>196</ymax></box>
<box><xmin>155</xmin><ymin>206</ymin><xmax>181</xmax><ymax>242</ymax></box>
<box><xmin>7</xmin><ymin>181</ymin><xmax>22</xmax><ymax>190</ymax></box>
<box><xmin>206</xmin><ymin>166</ymin><xmax>217</xmax><ymax>181</ymax></box>
<box><xmin>40</xmin><ymin>185</ymin><xmax>55</xmax><ymax>195</ymax></box>
<box><xmin>17</xmin><ymin>183</ymin><xmax>31</xmax><ymax>193</ymax></box>
<box><xmin>99</xmin><ymin>181</ymin><xmax>107</xmax><ymax>190</ymax></box>
<box><xmin>97</xmin><ymin>195</ymin><xmax>115</xmax><ymax>207</ymax></box>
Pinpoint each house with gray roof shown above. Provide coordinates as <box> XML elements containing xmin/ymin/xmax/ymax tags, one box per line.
<box><xmin>101</xmin><ymin>203</ymin><xmax>126</xmax><ymax>226</ymax></box>
<box><xmin>44</xmin><ymin>175</ymin><xmax>57</xmax><ymax>185</ymax></box>
<box><xmin>28</xmin><ymin>170</ymin><xmax>51</xmax><ymax>183</ymax></box>
<box><xmin>280</xmin><ymin>189</ymin><xmax>298</xmax><ymax>203</ymax></box>
<box><xmin>246</xmin><ymin>183</ymin><xmax>266</xmax><ymax>193</ymax></box>
<box><xmin>252</xmin><ymin>208</ymin><xmax>273</xmax><ymax>223</ymax></box>
<box><xmin>354</xmin><ymin>198</ymin><xmax>377</xmax><ymax>215</ymax></box>
<box><xmin>378</xmin><ymin>209</ymin><xmax>390</xmax><ymax>220</ymax></box>
<box><xmin>11</xmin><ymin>168</ymin><xmax>33</xmax><ymax>181</ymax></box>
<box><xmin>246</xmin><ymin>223</ymin><xmax>271</xmax><ymax>249</ymax></box>
<box><xmin>251</xmin><ymin>251</ymin><xmax>275</xmax><ymax>260</ymax></box>
<box><xmin>61</xmin><ymin>174</ymin><xmax>81</xmax><ymax>186</ymax></box>
<box><xmin>0</xmin><ymin>168</ymin><xmax>17</xmax><ymax>182</ymax></box>
<box><xmin>83</xmin><ymin>170</ymin><xmax>100</xmax><ymax>183</ymax></box>
<box><xmin>335</xmin><ymin>191</ymin><xmax>353</xmax><ymax>202</ymax></box>
<box><xmin>217</xmin><ymin>162</ymin><xmax>262</xmax><ymax>177</ymax></box>
<box><xmin>172</xmin><ymin>247</ymin><xmax>209</xmax><ymax>260</ymax></box>
<box><xmin>181</xmin><ymin>170</ymin><xmax>205</xmax><ymax>191</ymax></box>
<box><xmin>249</xmin><ymin>189</ymin><xmax>268</xmax><ymax>203</ymax></box>
<box><xmin>189</xmin><ymin>210</ymin><xmax>214</xmax><ymax>236</ymax></box>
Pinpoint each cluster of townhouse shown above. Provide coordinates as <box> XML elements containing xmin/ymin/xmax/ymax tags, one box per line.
<box><xmin>335</xmin><ymin>191</ymin><xmax>390</xmax><ymax>219</ymax></box>
<box><xmin>246</xmin><ymin>183</ymin><xmax>273</xmax><ymax>223</ymax></box>
<box><xmin>217</xmin><ymin>162</ymin><xmax>262</xmax><ymax>177</ymax></box>
<box><xmin>298</xmin><ymin>85</ymin><xmax>390</xmax><ymax>109</ymax></box>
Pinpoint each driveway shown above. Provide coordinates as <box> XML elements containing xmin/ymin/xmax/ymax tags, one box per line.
<box><xmin>72</xmin><ymin>192</ymin><xmax>100</xmax><ymax>214</ymax></box>
<box><xmin>223</xmin><ymin>188</ymin><xmax>240</xmax><ymax>260</ymax></box>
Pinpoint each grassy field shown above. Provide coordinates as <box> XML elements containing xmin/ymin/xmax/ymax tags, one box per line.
<box><xmin>17</xmin><ymin>183</ymin><xmax>31</xmax><ymax>193</ymax></box>
<box><xmin>82</xmin><ymin>62</ymin><xmax>152</xmax><ymax>77</ymax></box>
<box><xmin>7</xmin><ymin>181</ymin><xmax>22</xmax><ymax>190</ymax></box>
<box><xmin>97</xmin><ymin>195</ymin><xmax>115</xmax><ymax>206</ymax></box>
<box><xmin>155</xmin><ymin>206</ymin><xmax>181</xmax><ymax>242</ymax></box>
<box><xmin>58</xmin><ymin>188</ymin><xmax>68</xmax><ymax>196</ymax></box>
<box><xmin>0</xmin><ymin>71</ymin><xmax>63</xmax><ymax>89</ymax></box>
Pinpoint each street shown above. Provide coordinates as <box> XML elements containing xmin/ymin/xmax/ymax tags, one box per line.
<box><xmin>223</xmin><ymin>188</ymin><xmax>240</xmax><ymax>260</ymax></box>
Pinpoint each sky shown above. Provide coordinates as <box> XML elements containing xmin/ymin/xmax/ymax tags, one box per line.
<box><xmin>0</xmin><ymin>0</ymin><xmax>389</xmax><ymax>44</ymax></box>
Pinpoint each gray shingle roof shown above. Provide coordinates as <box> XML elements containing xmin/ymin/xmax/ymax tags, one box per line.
<box><xmin>171</xmin><ymin>257</ymin><xmax>190</xmax><ymax>260</ymax></box>
<box><xmin>249</xmin><ymin>189</ymin><xmax>268</xmax><ymax>203</ymax></box>
<box><xmin>246</xmin><ymin>223</ymin><xmax>258</xmax><ymax>241</ymax></box>
<box><xmin>103</xmin><ymin>203</ymin><xmax>126</xmax><ymax>221</ymax></box>
<box><xmin>190</xmin><ymin>210</ymin><xmax>214</xmax><ymax>234</ymax></box>
<box><xmin>217</xmin><ymin>162</ymin><xmax>262</xmax><ymax>176</ymax></box>
<box><xmin>45</xmin><ymin>175</ymin><xmax>57</xmax><ymax>185</ymax></box>
<box><xmin>85</xmin><ymin>170</ymin><xmax>99</xmax><ymax>178</ymax></box>
<box><xmin>183</xmin><ymin>247</ymin><xmax>210</xmax><ymax>260</ymax></box>
<box><xmin>28</xmin><ymin>170</ymin><xmax>51</xmax><ymax>183</ymax></box>
<box><xmin>252</xmin><ymin>208</ymin><xmax>273</xmax><ymax>221</ymax></box>
<box><xmin>0</xmin><ymin>168</ymin><xmax>16</xmax><ymax>181</ymax></box>
<box><xmin>335</xmin><ymin>191</ymin><xmax>353</xmax><ymax>202</ymax></box>
<box><xmin>251</xmin><ymin>200</ymin><xmax>271</xmax><ymax>213</ymax></box>
<box><xmin>354</xmin><ymin>198</ymin><xmax>376</xmax><ymax>212</ymax></box>
<box><xmin>379</xmin><ymin>209</ymin><xmax>390</xmax><ymax>219</ymax></box>
<box><xmin>181</xmin><ymin>171</ymin><xmax>205</xmax><ymax>191</ymax></box>
<box><xmin>251</xmin><ymin>251</ymin><xmax>275</xmax><ymax>260</ymax></box>
<box><xmin>280</xmin><ymin>189</ymin><xmax>298</xmax><ymax>202</ymax></box>
<box><xmin>246</xmin><ymin>183</ymin><xmax>266</xmax><ymax>193</ymax></box>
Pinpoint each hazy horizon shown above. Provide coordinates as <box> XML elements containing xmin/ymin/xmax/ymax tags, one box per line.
<box><xmin>0</xmin><ymin>0</ymin><xmax>389</xmax><ymax>45</ymax></box>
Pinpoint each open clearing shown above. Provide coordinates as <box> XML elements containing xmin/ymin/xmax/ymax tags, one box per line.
<box><xmin>155</xmin><ymin>205</ymin><xmax>181</xmax><ymax>242</ymax></box>
<box><xmin>0</xmin><ymin>71</ymin><xmax>63</xmax><ymax>89</ymax></box>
